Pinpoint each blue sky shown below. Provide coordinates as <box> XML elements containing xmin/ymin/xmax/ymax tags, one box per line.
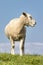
<box><xmin>0</xmin><ymin>0</ymin><xmax>43</xmax><ymax>43</ymax></box>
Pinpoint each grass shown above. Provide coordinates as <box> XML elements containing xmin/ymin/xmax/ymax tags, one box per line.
<box><xmin>0</xmin><ymin>53</ymin><xmax>43</xmax><ymax>65</ymax></box>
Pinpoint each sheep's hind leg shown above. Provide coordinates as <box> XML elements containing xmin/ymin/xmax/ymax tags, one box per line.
<box><xmin>10</xmin><ymin>36</ymin><xmax>15</xmax><ymax>55</ymax></box>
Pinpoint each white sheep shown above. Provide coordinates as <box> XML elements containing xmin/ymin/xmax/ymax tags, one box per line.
<box><xmin>4</xmin><ymin>12</ymin><xmax>36</xmax><ymax>56</ymax></box>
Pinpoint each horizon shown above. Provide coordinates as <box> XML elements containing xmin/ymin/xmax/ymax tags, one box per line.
<box><xmin>0</xmin><ymin>42</ymin><xmax>43</xmax><ymax>55</ymax></box>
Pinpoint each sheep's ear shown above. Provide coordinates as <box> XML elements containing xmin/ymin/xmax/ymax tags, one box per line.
<box><xmin>22</xmin><ymin>12</ymin><xmax>27</xmax><ymax>17</ymax></box>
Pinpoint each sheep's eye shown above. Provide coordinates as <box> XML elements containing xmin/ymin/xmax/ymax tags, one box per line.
<box><xmin>29</xmin><ymin>16</ymin><xmax>32</xmax><ymax>20</ymax></box>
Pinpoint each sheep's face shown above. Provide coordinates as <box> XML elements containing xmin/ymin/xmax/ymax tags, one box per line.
<box><xmin>22</xmin><ymin>12</ymin><xmax>36</xmax><ymax>27</ymax></box>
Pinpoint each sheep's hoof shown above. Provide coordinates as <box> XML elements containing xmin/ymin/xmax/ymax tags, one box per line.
<box><xmin>11</xmin><ymin>51</ymin><xmax>15</xmax><ymax>55</ymax></box>
<box><xmin>20</xmin><ymin>53</ymin><xmax>24</xmax><ymax>56</ymax></box>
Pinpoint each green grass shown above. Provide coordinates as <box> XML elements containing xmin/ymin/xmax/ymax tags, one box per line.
<box><xmin>0</xmin><ymin>53</ymin><xmax>43</xmax><ymax>65</ymax></box>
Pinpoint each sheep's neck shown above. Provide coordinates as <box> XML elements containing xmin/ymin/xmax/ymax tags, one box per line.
<box><xmin>10</xmin><ymin>18</ymin><xmax>25</xmax><ymax>35</ymax></box>
<box><xmin>16</xmin><ymin>19</ymin><xmax>25</xmax><ymax>34</ymax></box>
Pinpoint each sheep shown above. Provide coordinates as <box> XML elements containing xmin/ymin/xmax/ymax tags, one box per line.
<box><xmin>4</xmin><ymin>12</ymin><xmax>36</xmax><ymax>56</ymax></box>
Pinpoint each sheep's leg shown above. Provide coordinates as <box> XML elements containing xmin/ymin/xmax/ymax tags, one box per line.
<box><xmin>10</xmin><ymin>36</ymin><xmax>15</xmax><ymax>55</ymax></box>
<box><xmin>20</xmin><ymin>38</ymin><xmax>25</xmax><ymax>56</ymax></box>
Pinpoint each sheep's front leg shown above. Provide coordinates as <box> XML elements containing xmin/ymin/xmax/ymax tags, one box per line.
<box><xmin>20</xmin><ymin>38</ymin><xmax>25</xmax><ymax>56</ymax></box>
<box><xmin>10</xmin><ymin>36</ymin><xmax>15</xmax><ymax>55</ymax></box>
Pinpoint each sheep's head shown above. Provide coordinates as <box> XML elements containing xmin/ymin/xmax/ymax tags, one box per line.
<box><xmin>22</xmin><ymin>12</ymin><xmax>36</xmax><ymax>27</ymax></box>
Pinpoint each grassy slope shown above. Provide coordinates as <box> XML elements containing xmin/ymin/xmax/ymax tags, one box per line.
<box><xmin>0</xmin><ymin>53</ymin><xmax>43</xmax><ymax>65</ymax></box>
